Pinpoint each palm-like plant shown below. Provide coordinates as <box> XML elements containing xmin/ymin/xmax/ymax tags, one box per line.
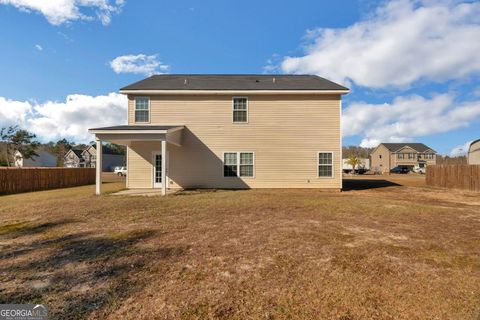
<box><xmin>346</xmin><ymin>155</ymin><xmax>363</xmax><ymax>175</ymax></box>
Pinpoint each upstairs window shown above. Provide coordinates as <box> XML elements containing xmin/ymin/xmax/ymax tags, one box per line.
<box><xmin>233</xmin><ymin>97</ymin><xmax>248</xmax><ymax>123</ymax></box>
<box><xmin>318</xmin><ymin>152</ymin><xmax>333</xmax><ymax>178</ymax></box>
<box><xmin>135</xmin><ymin>97</ymin><xmax>150</xmax><ymax>123</ymax></box>
<box><xmin>398</xmin><ymin>153</ymin><xmax>404</xmax><ymax>159</ymax></box>
<box><xmin>223</xmin><ymin>152</ymin><xmax>254</xmax><ymax>177</ymax></box>
<box><xmin>408</xmin><ymin>153</ymin><xmax>415</xmax><ymax>159</ymax></box>
<box><xmin>425</xmin><ymin>153</ymin><xmax>434</xmax><ymax>159</ymax></box>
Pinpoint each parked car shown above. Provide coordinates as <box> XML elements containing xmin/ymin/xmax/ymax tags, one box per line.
<box><xmin>413</xmin><ymin>165</ymin><xmax>426</xmax><ymax>174</ymax></box>
<box><xmin>114</xmin><ymin>166</ymin><xmax>127</xmax><ymax>176</ymax></box>
<box><xmin>390</xmin><ymin>166</ymin><xmax>409</xmax><ymax>174</ymax></box>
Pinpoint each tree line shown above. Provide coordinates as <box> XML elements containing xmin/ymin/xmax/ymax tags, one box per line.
<box><xmin>0</xmin><ymin>126</ymin><xmax>125</xmax><ymax>167</ymax></box>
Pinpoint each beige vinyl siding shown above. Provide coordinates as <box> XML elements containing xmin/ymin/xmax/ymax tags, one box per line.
<box><xmin>468</xmin><ymin>140</ymin><xmax>480</xmax><ymax>165</ymax></box>
<box><xmin>127</xmin><ymin>94</ymin><xmax>342</xmax><ymax>189</ymax></box>
<box><xmin>370</xmin><ymin>145</ymin><xmax>391</xmax><ymax>173</ymax></box>
<box><xmin>127</xmin><ymin>141</ymin><xmax>155</xmax><ymax>189</ymax></box>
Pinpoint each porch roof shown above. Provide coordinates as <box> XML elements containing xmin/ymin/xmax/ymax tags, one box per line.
<box><xmin>88</xmin><ymin>125</ymin><xmax>184</xmax><ymax>146</ymax></box>
<box><xmin>89</xmin><ymin>125</ymin><xmax>184</xmax><ymax>134</ymax></box>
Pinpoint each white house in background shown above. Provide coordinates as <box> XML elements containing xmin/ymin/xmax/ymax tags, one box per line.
<box><xmin>63</xmin><ymin>149</ymin><xmax>85</xmax><ymax>168</ymax></box>
<box><xmin>468</xmin><ymin>139</ymin><xmax>480</xmax><ymax>165</ymax></box>
<box><xmin>14</xmin><ymin>150</ymin><xmax>57</xmax><ymax>167</ymax></box>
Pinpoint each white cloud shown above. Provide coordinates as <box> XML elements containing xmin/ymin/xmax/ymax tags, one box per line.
<box><xmin>0</xmin><ymin>0</ymin><xmax>124</xmax><ymax>26</ymax></box>
<box><xmin>342</xmin><ymin>94</ymin><xmax>480</xmax><ymax>147</ymax></box>
<box><xmin>0</xmin><ymin>93</ymin><xmax>127</xmax><ymax>143</ymax></box>
<box><xmin>281</xmin><ymin>0</ymin><xmax>480</xmax><ymax>88</ymax></box>
<box><xmin>35</xmin><ymin>44</ymin><xmax>43</xmax><ymax>51</ymax></box>
<box><xmin>449</xmin><ymin>141</ymin><xmax>472</xmax><ymax>157</ymax></box>
<box><xmin>109</xmin><ymin>54</ymin><xmax>170</xmax><ymax>76</ymax></box>
<box><xmin>0</xmin><ymin>97</ymin><xmax>33</xmax><ymax>127</ymax></box>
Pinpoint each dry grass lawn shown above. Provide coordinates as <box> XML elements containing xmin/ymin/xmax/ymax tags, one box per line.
<box><xmin>0</xmin><ymin>174</ymin><xmax>479</xmax><ymax>319</ymax></box>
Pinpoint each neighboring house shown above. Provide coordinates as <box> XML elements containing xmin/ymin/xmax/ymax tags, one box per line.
<box><xmin>468</xmin><ymin>139</ymin><xmax>480</xmax><ymax>165</ymax></box>
<box><xmin>82</xmin><ymin>145</ymin><xmax>125</xmax><ymax>171</ymax></box>
<box><xmin>370</xmin><ymin>143</ymin><xmax>437</xmax><ymax>173</ymax></box>
<box><xmin>82</xmin><ymin>145</ymin><xmax>96</xmax><ymax>168</ymax></box>
<box><xmin>63</xmin><ymin>149</ymin><xmax>85</xmax><ymax>168</ymax></box>
<box><xmin>14</xmin><ymin>150</ymin><xmax>56</xmax><ymax>167</ymax></box>
<box><xmin>89</xmin><ymin>74</ymin><xmax>349</xmax><ymax>195</ymax></box>
<box><xmin>64</xmin><ymin>146</ymin><xmax>124</xmax><ymax>171</ymax></box>
<box><xmin>342</xmin><ymin>158</ymin><xmax>370</xmax><ymax>173</ymax></box>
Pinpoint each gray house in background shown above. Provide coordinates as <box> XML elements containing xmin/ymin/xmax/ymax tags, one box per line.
<box><xmin>64</xmin><ymin>145</ymin><xmax>124</xmax><ymax>171</ymax></box>
<box><xmin>14</xmin><ymin>150</ymin><xmax>57</xmax><ymax>167</ymax></box>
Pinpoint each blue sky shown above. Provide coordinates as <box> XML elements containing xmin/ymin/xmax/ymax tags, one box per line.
<box><xmin>0</xmin><ymin>0</ymin><xmax>479</xmax><ymax>155</ymax></box>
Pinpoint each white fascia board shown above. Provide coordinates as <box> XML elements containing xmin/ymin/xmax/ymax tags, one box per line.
<box><xmin>88</xmin><ymin>129</ymin><xmax>168</xmax><ymax>134</ymax></box>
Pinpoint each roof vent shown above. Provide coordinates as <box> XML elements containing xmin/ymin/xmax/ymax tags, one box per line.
<box><xmin>272</xmin><ymin>77</ymin><xmax>276</xmax><ymax>83</ymax></box>
<box><xmin>255</xmin><ymin>79</ymin><xmax>260</xmax><ymax>83</ymax></box>
<box><xmin>184</xmin><ymin>79</ymin><xmax>187</xmax><ymax>85</ymax></box>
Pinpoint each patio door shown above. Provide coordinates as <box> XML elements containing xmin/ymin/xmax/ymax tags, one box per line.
<box><xmin>153</xmin><ymin>152</ymin><xmax>162</xmax><ymax>188</ymax></box>
<box><xmin>152</xmin><ymin>151</ymin><xmax>168</xmax><ymax>188</ymax></box>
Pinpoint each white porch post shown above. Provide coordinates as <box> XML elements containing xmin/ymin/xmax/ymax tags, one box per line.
<box><xmin>161</xmin><ymin>140</ymin><xmax>167</xmax><ymax>196</ymax></box>
<box><xmin>95</xmin><ymin>137</ymin><xmax>103</xmax><ymax>195</ymax></box>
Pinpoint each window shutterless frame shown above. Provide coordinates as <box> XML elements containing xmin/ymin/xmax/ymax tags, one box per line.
<box><xmin>317</xmin><ymin>151</ymin><xmax>334</xmax><ymax>178</ymax></box>
<box><xmin>232</xmin><ymin>97</ymin><xmax>248</xmax><ymax>123</ymax></box>
<box><xmin>222</xmin><ymin>151</ymin><xmax>255</xmax><ymax>178</ymax></box>
<box><xmin>134</xmin><ymin>96</ymin><xmax>150</xmax><ymax>123</ymax></box>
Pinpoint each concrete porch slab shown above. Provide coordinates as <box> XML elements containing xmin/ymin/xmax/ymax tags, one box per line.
<box><xmin>111</xmin><ymin>189</ymin><xmax>180</xmax><ymax>196</ymax></box>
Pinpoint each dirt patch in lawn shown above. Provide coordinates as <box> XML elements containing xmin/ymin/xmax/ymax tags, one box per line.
<box><xmin>0</xmin><ymin>177</ymin><xmax>479</xmax><ymax>319</ymax></box>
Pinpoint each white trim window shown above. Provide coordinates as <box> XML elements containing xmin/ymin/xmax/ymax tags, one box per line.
<box><xmin>318</xmin><ymin>152</ymin><xmax>334</xmax><ymax>178</ymax></box>
<box><xmin>232</xmin><ymin>97</ymin><xmax>248</xmax><ymax>123</ymax></box>
<box><xmin>223</xmin><ymin>152</ymin><xmax>254</xmax><ymax>177</ymax></box>
<box><xmin>135</xmin><ymin>97</ymin><xmax>150</xmax><ymax>123</ymax></box>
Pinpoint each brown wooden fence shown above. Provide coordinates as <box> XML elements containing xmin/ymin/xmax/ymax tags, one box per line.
<box><xmin>426</xmin><ymin>165</ymin><xmax>480</xmax><ymax>192</ymax></box>
<box><xmin>0</xmin><ymin>167</ymin><xmax>95</xmax><ymax>195</ymax></box>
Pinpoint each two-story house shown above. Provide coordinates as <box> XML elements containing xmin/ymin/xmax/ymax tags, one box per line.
<box><xmin>64</xmin><ymin>146</ymin><xmax>124</xmax><ymax>171</ymax></box>
<box><xmin>370</xmin><ymin>143</ymin><xmax>437</xmax><ymax>173</ymax></box>
<box><xmin>89</xmin><ymin>75</ymin><xmax>349</xmax><ymax>195</ymax></box>
<box><xmin>63</xmin><ymin>149</ymin><xmax>85</xmax><ymax>168</ymax></box>
<box><xmin>82</xmin><ymin>145</ymin><xmax>124</xmax><ymax>171</ymax></box>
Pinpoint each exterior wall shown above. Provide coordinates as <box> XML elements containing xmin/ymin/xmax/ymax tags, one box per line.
<box><xmin>127</xmin><ymin>94</ymin><xmax>342</xmax><ymax>189</ymax></box>
<box><xmin>468</xmin><ymin>140</ymin><xmax>480</xmax><ymax>165</ymax></box>
<box><xmin>370</xmin><ymin>145</ymin><xmax>391</xmax><ymax>173</ymax></box>
<box><xmin>127</xmin><ymin>141</ymin><xmax>157</xmax><ymax>189</ymax></box>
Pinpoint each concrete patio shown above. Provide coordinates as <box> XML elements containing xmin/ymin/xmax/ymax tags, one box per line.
<box><xmin>111</xmin><ymin>189</ymin><xmax>180</xmax><ymax>196</ymax></box>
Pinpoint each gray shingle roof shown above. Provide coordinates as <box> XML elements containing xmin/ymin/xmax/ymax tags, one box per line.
<box><xmin>71</xmin><ymin>149</ymin><xmax>83</xmax><ymax>158</ymax></box>
<box><xmin>381</xmin><ymin>143</ymin><xmax>436</xmax><ymax>153</ymax></box>
<box><xmin>120</xmin><ymin>75</ymin><xmax>349</xmax><ymax>91</ymax></box>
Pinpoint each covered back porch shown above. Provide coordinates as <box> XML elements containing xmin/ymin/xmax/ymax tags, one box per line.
<box><xmin>88</xmin><ymin>125</ymin><xmax>184</xmax><ymax>196</ymax></box>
